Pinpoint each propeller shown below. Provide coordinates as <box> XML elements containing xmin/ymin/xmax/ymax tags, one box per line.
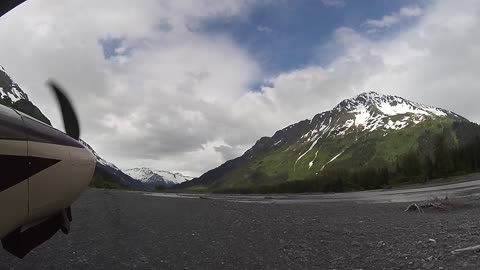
<box><xmin>0</xmin><ymin>3</ymin><xmax>81</xmax><ymax>140</ymax></box>
<box><xmin>48</xmin><ymin>81</ymin><xmax>80</xmax><ymax>140</ymax></box>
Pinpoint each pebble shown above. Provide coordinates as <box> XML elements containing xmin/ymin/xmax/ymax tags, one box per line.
<box><xmin>351</xmin><ymin>241</ymin><xmax>361</xmax><ymax>247</ymax></box>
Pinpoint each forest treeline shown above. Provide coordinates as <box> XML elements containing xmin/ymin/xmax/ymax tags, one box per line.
<box><xmin>217</xmin><ymin>122</ymin><xmax>480</xmax><ymax>194</ymax></box>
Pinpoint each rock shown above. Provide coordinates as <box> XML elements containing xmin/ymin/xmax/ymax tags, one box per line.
<box><xmin>351</xmin><ymin>241</ymin><xmax>361</xmax><ymax>247</ymax></box>
<box><xmin>422</xmin><ymin>262</ymin><xmax>434</xmax><ymax>269</ymax></box>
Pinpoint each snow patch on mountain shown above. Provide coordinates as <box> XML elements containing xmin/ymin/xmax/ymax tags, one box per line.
<box><xmin>8</xmin><ymin>85</ymin><xmax>25</xmax><ymax>102</ymax></box>
<box><xmin>309</xmin><ymin>150</ymin><xmax>319</xmax><ymax>169</ymax></box>
<box><xmin>0</xmin><ymin>68</ymin><xmax>29</xmax><ymax>102</ymax></box>
<box><xmin>321</xmin><ymin>150</ymin><xmax>345</xmax><ymax>171</ymax></box>
<box><xmin>355</xmin><ymin>92</ymin><xmax>451</xmax><ymax>119</ymax></box>
<box><xmin>156</xmin><ymin>170</ymin><xmax>192</xmax><ymax>184</ymax></box>
<box><xmin>296</xmin><ymin>137</ymin><xmax>320</xmax><ymax>167</ymax></box>
<box><xmin>300</xmin><ymin>91</ymin><xmax>463</xmax><ymax>143</ymax></box>
<box><xmin>353</xmin><ymin>104</ymin><xmax>370</xmax><ymax>127</ymax></box>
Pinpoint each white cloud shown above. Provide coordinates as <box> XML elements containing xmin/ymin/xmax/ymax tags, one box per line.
<box><xmin>366</xmin><ymin>5</ymin><xmax>423</xmax><ymax>30</ymax></box>
<box><xmin>0</xmin><ymin>0</ymin><xmax>263</xmax><ymax>176</ymax></box>
<box><xmin>0</xmin><ymin>0</ymin><xmax>479</xmax><ymax>177</ymax></box>
<box><xmin>320</xmin><ymin>0</ymin><xmax>346</xmax><ymax>8</ymax></box>
<box><xmin>257</xmin><ymin>25</ymin><xmax>272</xmax><ymax>33</ymax></box>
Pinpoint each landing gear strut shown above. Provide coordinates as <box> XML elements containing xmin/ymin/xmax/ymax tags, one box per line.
<box><xmin>1</xmin><ymin>207</ymin><xmax>72</xmax><ymax>258</ymax></box>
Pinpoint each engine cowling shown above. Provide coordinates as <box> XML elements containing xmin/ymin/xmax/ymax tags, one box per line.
<box><xmin>0</xmin><ymin>104</ymin><xmax>95</xmax><ymax>239</ymax></box>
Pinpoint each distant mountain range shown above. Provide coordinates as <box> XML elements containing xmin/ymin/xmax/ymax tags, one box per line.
<box><xmin>125</xmin><ymin>167</ymin><xmax>191</xmax><ymax>188</ymax></box>
<box><xmin>178</xmin><ymin>91</ymin><xmax>473</xmax><ymax>191</ymax></box>
<box><xmin>0</xmin><ymin>65</ymin><xmax>180</xmax><ymax>191</ymax></box>
<box><xmin>78</xmin><ymin>140</ymin><xmax>148</xmax><ymax>190</ymax></box>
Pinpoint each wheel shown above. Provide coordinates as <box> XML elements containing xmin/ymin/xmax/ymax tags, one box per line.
<box><xmin>60</xmin><ymin>208</ymin><xmax>71</xmax><ymax>234</ymax></box>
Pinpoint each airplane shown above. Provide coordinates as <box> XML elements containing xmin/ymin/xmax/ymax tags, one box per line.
<box><xmin>0</xmin><ymin>1</ymin><xmax>96</xmax><ymax>258</ymax></box>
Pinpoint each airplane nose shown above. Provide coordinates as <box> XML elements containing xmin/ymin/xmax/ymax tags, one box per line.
<box><xmin>69</xmin><ymin>145</ymin><xmax>96</xmax><ymax>201</ymax></box>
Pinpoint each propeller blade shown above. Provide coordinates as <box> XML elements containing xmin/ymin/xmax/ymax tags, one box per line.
<box><xmin>48</xmin><ymin>81</ymin><xmax>80</xmax><ymax>140</ymax></box>
<box><xmin>0</xmin><ymin>0</ymin><xmax>27</xmax><ymax>18</ymax></box>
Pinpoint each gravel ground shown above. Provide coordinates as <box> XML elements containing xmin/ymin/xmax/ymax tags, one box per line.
<box><xmin>1</xmin><ymin>189</ymin><xmax>480</xmax><ymax>269</ymax></box>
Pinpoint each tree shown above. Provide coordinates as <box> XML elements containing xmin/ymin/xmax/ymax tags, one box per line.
<box><xmin>433</xmin><ymin>130</ymin><xmax>455</xmax><ymax>178</ymax></box>
<box><xmin>399</xmin><ymin>151</ymin><xmax>422</xmax><ymax>177</ymax></box>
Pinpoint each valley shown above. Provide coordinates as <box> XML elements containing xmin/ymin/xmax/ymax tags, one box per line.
<box><xmin>1</xmin><ymin>1</ymin><xmax>480</xmax><ymax>269</ymax></box>
<box><xmin>3</xmin><ymin>184</ymin><xmax>480</xmax><ymax>269</ymax></box>
<box><xmin>4</xmin><ymin>62</ymin><xmax>480</xmax><ymax>195</ymax></box>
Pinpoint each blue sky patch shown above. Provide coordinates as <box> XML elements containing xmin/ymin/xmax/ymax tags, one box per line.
<box><xmin>195</xmin><ymin>0</ymin><xmax>425</xmax><ymax>77</ymax></box>
<box><xmin>99</xmin><ymin>37</ymin><xmax>128</xmax><ymax>59</ymax></box>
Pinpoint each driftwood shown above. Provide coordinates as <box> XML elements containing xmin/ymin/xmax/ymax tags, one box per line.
<box><xmin>422</xmin><ymin>201</ymin><xmax>447</xmax><ymax>210</ymax></box>
<box><xmin>404</xmin><ymin>203</ymin><xmax>423</xmax><ymax>212</ymax></box>
<box><xmin>405</xmin><ymin>197</ymin><xmax>449</xmax><ymax>212</ymax></box>
<box><xmin>452</xmin><ymin>245</ymin><xmax>480</xmax><ymax>254</ymax></box>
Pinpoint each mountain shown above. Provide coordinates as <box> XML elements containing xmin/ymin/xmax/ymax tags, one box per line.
<box><xmin>0</xmin><ymin>65</ymin><xmax>148</xmax><ymax>190</ymax></box>
<box><xmin>125</xmin><ymin>167</ymin><xmax>191</xmax><ymax>188</ymax></box>
<box><xmin>0</xmin><ymin>66</ymin><xmax>51</xmax><ymax>125</ymax></box>
<box><xmin>178</xmin><ymin>91</ymin><xmax>470</xmax><ymax>191</ymax></box>
<box><xmin>79</xmin><ymin>141</ymin><xmax>149</xmax><ymax>190</ymax></box>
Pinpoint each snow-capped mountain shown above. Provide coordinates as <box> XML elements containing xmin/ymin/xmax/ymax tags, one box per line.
<box><xmin>178</xmin><ymin>91</ymin><xmax>469</xmax><ymax>190</ymax></box>
<box><xmin>0</xmin><ymin>66</ymin><xmax>51</xmax><ymax>125</ymax></box>
<box><xmin>125</xmin><ymin>167</ymin><xmax>192</xmax><ymax>188</ymax></box>
<box><xmin>295</xmin><ymin>91</ymin><xmax>465</xmax><ymax>143</ymax></box>
<box><xmin>79</xmin><ymin>140</ymin><xmax>148</xmax><ymax>190</ymax></box>
<box><xmin>0</xmin><ymin>65</ymin><xmax>28</xmax><ymax>102</ymax></box>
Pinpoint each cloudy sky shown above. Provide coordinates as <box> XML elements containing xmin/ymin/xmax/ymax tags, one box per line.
<box><xmin>0</xmin><ymin>0</ymin><xmax>478</xmax><ymax>176</ymax></box>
